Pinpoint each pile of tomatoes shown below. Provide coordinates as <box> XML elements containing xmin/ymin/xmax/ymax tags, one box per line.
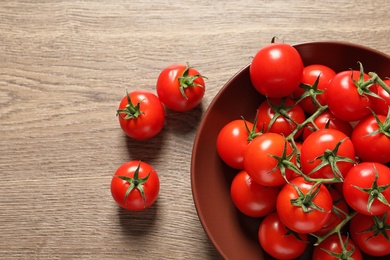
<box><xmin>111</xmin><ymin>63</ymin><xmax>206</xmax><ymax>211</ymax></box>
<box><xmin>217</xmin><ymin>39</ymin><xmax>390</xmax><ymax>259</ymax></box>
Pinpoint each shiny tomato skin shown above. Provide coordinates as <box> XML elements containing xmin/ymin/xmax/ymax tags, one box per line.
<box><xmin>343</xmin><ymin>162</ymin><xmax>390</xmax><ymax>216</ymax></box>
<box><xmin>258</xmin><ymin>212</ymin><xmax>308</xmax><ymax>260</ymax></box>
<box><xmin>256</xmin><ymin>97</ymin><xmax>305</xmax><ymax>138</ymax></box>
<box><xmin>373</xmin><ymin>79</ymin><xmax>390</xmax><ymax>116</ymax></box>
<box><xmin>230</xmin><ymin>170</ymin><xmax>279</xmax><ymax>217</ymax></box>
<box><xmin>350</xmin><ymin>212</ymin><xmax>390</xmax><ymax>256</ymax></box>
<box><xmin>302</xmin><ymin>110</ymin><xmax>353</xmax><ymax>140</ymax></box>
<box><xmin>313</xmin><ymin>187</ymin><xmax>349</xmax><ymax>236</ymax></box>
<box><xmin>156</xmin><ymin>64</ymin><xmax>205</xmax><ymax>112</ymax></box>
<box><xmin>118</xmin><ymin>90</ymin><xmax>165</xmax><ymax>140</ymax></box>
<box><xmin>312</xmin><ymin>234</ymin><xmax>363</xmax><ymax>260</ymax></box>
<box><xmin>243</xmin><ymin>133</ymin><xmax>295</xmax><ymax>186</ymax></box>
<box><xmin>217</xmin><ymin>119</ymin><xmax>258</xmax><ymax>169</ymax></box>
<box><xmin>326</xmin><ymin>70</ymin><xmax>378</xmax><ymax>122</ymax></box>
<box><xmin>300</xmin><ymin>128</ymin><xmax>355</xmax><ymax>180</ymax></box>
<box><xmin>293</xmin><ymin>64</ymin><xmax>336</xmax><ymax>114</ymax></box>
<box><xmin>250</xmin><ymin>42</ymin><xmax>304</xmax><ymax>98</ymax></box>
<box><xmin>111</xmin><ymin>161</ymin><xmax>160</xmax><ymax>211</ymax></box>
<box><xmin>276</xmin><ymin>177</ymin><xmax>333</xmax><ymax>234</ymax></box>
<box><xmin>352</xmin><ymin>114</ymin><xmax>390</xmax><ymax>164</ymax></box>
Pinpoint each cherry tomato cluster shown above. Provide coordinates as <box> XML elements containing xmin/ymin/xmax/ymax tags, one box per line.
<box><xmin>111</xmin><ymin>63</ymin><xmax>206</xmax><ymax>211</ymax></box>
<box><xmin>217</xmin><ymin>40</ymin><xmax>390</xmax><ymax>259</ymax></box>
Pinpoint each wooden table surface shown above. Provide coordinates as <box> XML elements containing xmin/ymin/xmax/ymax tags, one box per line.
<box><xmin>1</xmin><ymin>1</ymin><xmax>390</xmax><ymax>259</ymax></box>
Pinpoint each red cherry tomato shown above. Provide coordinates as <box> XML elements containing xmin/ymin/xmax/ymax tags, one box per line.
<box><xmin>117</xmin><ymin>90</ymin><xmax>165</xmax><ymax>140</ymax></box>
<box><xmin>293</xmin><ymin>64</ymin><xmax>336</xmax><ymax>114</ymax></box>
<box><xmin>243</xmin><ymin>133</ymin><xmax>295</xmax><ymax>187</ymax></box>
<box><xmin>111</xmin><ymin>161</ymin><xmax>160</xmax><ymax>211</ymax></box>
<box><xmin>312</xmin><ymin>234</ymin><xmax>363</xmax><ymax>260</ymax></box>
<box><xmin>230</xmin><ymin>170</ymin><xmax>279</xmax><ymax>217</ymax></box>
<box><xmin>258</xmin><ymin>212</ymin><xmax>308</xmax><ymax>260</ymax></box>
<box><xmin>300</xmin><ymin>128</ymin><xmax>355</xmax><ymax>180</ymax></box>
<box><xmin>302</xmin><ymin>110</ymin><xmax>353</xmax><ymax>140</ymax></box>
<box><xmin>217</xmin><ymin>119</ymin><xmax>258</xmax><ymax>169</ymax></box>
<box><xmin>250</xmin><ymin>41</ymin><xmax>304</xmax><ymax>98</ymax></box>
<box><xmin>350</xmin><ymin>211</ymin><xmax>390</xmax><ymax>256</ymax></box>
<box><xmin>156</xmin><ymin>63</ymin><xmax>205</xmax><ymax>112</ymax></box>
<box><xmin>276</xmin><ymin>177</ymin><xmax>333</xmax><ymax>234</ymax></box>
<box><xmin>343</xmin><ymin>162</ymin><xmax>390</xmax><ymax>216</ymax></box>
<box><xmin>351</xmin><ymin>114</ymin><xmax>390</xmax><ymax>164</ymax></box>
<box><xmin>326</xmin><ymin>68</ymin><xmax>378</xmax><ymax>122</ymax></box>
<box><xmin>256</xmin><ymin>97</ymin><xmax>305</xmax><ymax>139</ymax></box>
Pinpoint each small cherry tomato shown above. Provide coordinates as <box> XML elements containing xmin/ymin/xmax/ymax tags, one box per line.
<box><xmin>258</xmin><ymin>212</ymin><xmax>308</xmax><ymax>260</ymax></box>
<box><xmin>343</xmin><ymin>162</ymin><xmax>390</xmax><ymax>216</ymax></box>
<box><xmin>312</xmin><ymin>234</ymin><xmax>363</xmax><ymax>260</ymax></box>
<box><xmin>111</xmin><ymin>161</ymin><xmax>160</xmax><ymax>211</ymax></box>
<box><xmin>230</xmin><ymin>170</ymin><xmax>279</xmax><ymax>217</ymax></box>
<box><xmin>276</xmin><ymin>177</ymin><xmax>333</xmax><ymax>234</ymax></box>
<box><xmin>250</xmin><ymin>41</ymin><xmax>304</xmax><ymax>98</ymax></box>
<box><xmin>117</xmin><ymin>90</ymin><xmax>165</xmax><ymax>140</ymax></box>
<box><xmin>256</xmin><ymin>97</ymin><xmax>305</xmax><ymax>139</ymax></box>
<box><xmin>156</xmin><ymin>63</ymin><xmax>206</xmax><ymax>112</ymax></box>
<box><xmin>293</xmin><ymin>64</ymin><xmax>336</xmax><ymax>114</ymax></box>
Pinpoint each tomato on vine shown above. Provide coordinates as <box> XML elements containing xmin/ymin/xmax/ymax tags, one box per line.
<box><xmin>249</xmin><ymin>39</ymin><xmax>304</xmax><ymax>98</ymax></box>
<box><xmin>293</xmin><ymin>64</ymin><xmax>336</xmax><ymax>114</ymax></box>
<box><xmin>326</xmin><ymin>62</ymin><xmax>379</xmax><ymax>122</ymax></box>
<box><xmin>156</xmin><ymin>63</ymin><xmax>206</xmax><ymax>112</ymax></box>
<box><xmin>243</xmin><ymin>133</ymin><xmax>296</xmax><ymax>187</ymax></box>
<box><xmin>217</xmin><ymin>118</ymin><xmax>260</xmax><ymax>169</ymax></box>
<box><xmin>230</xmin><ymin>170</ymin><xmax>279</xmax><ymax>217</ymax></box>
<box><xmin>343</xmin><ymin>162</ymin><xmax>390</xmax><ymax>216</ymax></box>
<box><xmin>258</xmin><ymin>212</ymin><xmax>308</xmax><ymax>260</ymax></box>
<box><xmin>351</xmin><ymin>112</ymin><xmax>390</xmax><ymax>164</ymax></box>
<box><xmin>117</xmin><ymin>90</ymin><xmax>165</xmax><ymax>140</ymax></box>
<box><xmin>111</xmin><ymin>161</ymin><xmax>160</xmax><ymax>211</ymax></box>
<box><xmin>312</xmin><ymin>233</ymin><xmax>363</xmax><ymax>260</ymax></box>
<box><xmin>350</xmin><ymin>211</ymin><xmax>390</xmax><ymax>256</ymax></box>
<box><xmin>276</xmin><ymin>177</ymin><xmax>333</xmax><ymax>234</ymax></box>
<box><xmin>256</xmin><ymin>97</ymin><xmax>305</xmax><ymax>139</ymax></box>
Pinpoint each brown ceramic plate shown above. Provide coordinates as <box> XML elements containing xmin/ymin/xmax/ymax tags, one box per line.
<box><xmin>191</xmin><ymin>41</ymin><xmax>390</xmax><ymax>260</ymax></box>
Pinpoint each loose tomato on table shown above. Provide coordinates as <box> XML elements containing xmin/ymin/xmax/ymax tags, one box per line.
<box><xmin>326</xmin><ymin>64</ymin><xmax>378</xmax><ymax>122</ymax></box>
<box><xmin>343</xmin><ymin>162</ymin><xmax>390</xmax><ymax>216</ymax></box>
<box><xmin>156</xmin><ymin>63</ymin><xmax>206</xmax><ymax>112</ymax></box>
<box><xmin>312</xmin><ymin>233</ymin><xmax>363</xmax><ymax>260</ymax></box>
<box><xmin>300</xmin><ymin>128</ymin><xmax>356</xmax><ymax>181</ymax></box>
<box><xmin>111</xmin><ymin>161</ymin><xmax>160</xmax><ymax>211</ymax></box>
<box><xmin>276</xmin><ymin>177</ymin><xmax>333</xmax><ymax>234</ymax></box>
<box><xmin>351</xmin><ymin>113</ymin><xmax>390</xmax><ymax>164</ymax></box>
<box><xmin>256</xmin><ymin>97</ymin><xmax>305</xmax><ymax>138</ymax></box>
<box><xmin>350</xmin><ymin>211</ymin><xmax>390</xmax><ymax>257</ymax></box>
<box><xmin>293</xmin><ymin>64</ymin><xmax>336</xmax><ymax>114</ymax></box>
<box><xmin>243</xmin><ymin>132</ymin><xmax>296</xmax><ymax>187</ymax></box>
<box><xmin>230</xmin><ymin>170</ymin><xmax>279</xmax><ymax>218</ymax></box>
<box><xmin>117</xmin><ymin>90</ymin><xmax>165</xmax><ymax>140</ymax></box>
<box><xmin>216</xmin><ymin>118</ymin><xmax>259</xmax><ymax>170</ymax></box>
<box><xmin>258</xmin><ymin>212</ymin><xmax>308</xmax><ymax>260</ymax></box>
<box><xmin>249</xmin><ymin>39</ymin><xmax>304</xmax><ymax>98</ymax></box>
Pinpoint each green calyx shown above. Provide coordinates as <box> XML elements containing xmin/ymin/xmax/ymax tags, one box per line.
<box><xmin>352</xmin><ymin>164</ymin><xmax>390</xmax><ymax>214</ymax></box>
<box><xmin>322</xmin><ymin>232</ymin><xmax>356</xmax><ymax>260</ymax></box>
<box><xmin>116</xmin><ymin>90</ymin><xmax>144</xmax><ymax>120</ymax></box>
<box><xmin>352</xmin><ymin>62</ymin><xmax>382</xmax><ymax>100</ymax></box>
<box><xmin>290</xmin><ymin>182</ymin><xmax>326</xmax><ymax>214</ymax></box>
<box><xmin>358</xmin><ymin>212</ymin><xmax>390</xmax><ymax>242</ymax></box>
<box><xmin>297</xmin><ymin>74</ymin><xmax>325</xmax><ymax>110</ymax></box>
<box><xmin>242</xmin><ymin>111</ymin><xmax>263</xmax><ymax>142</ymax></box>
<box><xmin>267</xmin><ymin>98</ymin><xmax>297</xmax><ymax>132</ymax></box>
<box><xmin>117</xmin><ymin>162</ymin><xmax>151</xmax><ymax>207</ymax></box>
<box><xmin>366</xmin><ymin>107</ymin><xmax>390</xmax><ymax>138</ymax></box>
<box><xmin>178</xmin><ymin>63</ymin><xmax>206</xmax><ymax>100</ymax></box>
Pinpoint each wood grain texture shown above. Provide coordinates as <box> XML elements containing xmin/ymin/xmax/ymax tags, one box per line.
<box><xmin>1</xmin><ymin>1</ymin><xmax>389</xmax><ymax>259</ymax></box>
